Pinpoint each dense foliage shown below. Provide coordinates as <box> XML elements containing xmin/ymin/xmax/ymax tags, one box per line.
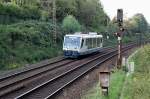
<box><xmin>0</xmin><ymin>21</ymin><xmax>62</xmax><ymax>69</ymax></box>
<box><xmin>124</xmin><ymin>14</ymin><xmax>149</xmax><ymax>35</ymax></box>
<box><xmin>0</xmin><ymin>3</ymin><xmax>41</xmax><ymax>24</ymax></box>
<box><xmin>62</xmin><ymin>15</ymin><xmax>81</xmax><ymax>33</ymax></box>
<box><xmin>55</xmin><ymin>0</ymin><xmax>109</xmax><ymax>32</ymax></box>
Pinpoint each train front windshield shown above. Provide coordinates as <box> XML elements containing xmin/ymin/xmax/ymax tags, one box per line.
<box><xmin>63</xmin><ymin>36</ymin><xmax>81</xmax><ymax>50</ymax></box>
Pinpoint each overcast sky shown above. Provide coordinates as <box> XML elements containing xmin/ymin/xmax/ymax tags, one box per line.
<box><xmin>100</xmin><ymin>0</ymin><xmax>150</xmax><ymax>23</ymax></box>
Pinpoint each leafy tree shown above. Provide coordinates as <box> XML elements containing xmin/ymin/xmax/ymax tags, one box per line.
<box><xmin>124</xmin><ymin>14</ymin><xmax>148</xmax><ymax>34</ymax></box>
<box><xmin>62</xmin><ymin>15</ymin><xmax>81</xmax><ymax>33</ymax></box>
<box><xmin>56</xmin><ymin>0</ymin><xmax>77</xmax><ymax>22</ymax></box>
<box><xmin>55</xmin><ymin>0</ymin><xmax>108</xmax><ymax>32</ymax></box>
<box><xmin>75</xmin><ymin>0</ymin><xmax>108</xmax><ymax>32</ymax></box>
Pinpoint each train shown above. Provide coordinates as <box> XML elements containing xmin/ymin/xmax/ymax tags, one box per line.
<box><xmin>63</xmin><ymin>32</ymin><xmax>103</xmax><ymax>58</ymax></box>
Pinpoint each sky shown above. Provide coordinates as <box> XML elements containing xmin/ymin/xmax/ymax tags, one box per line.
<box><xmin>100</xmin><ymin>0</ymin><xmax>150</xmax><ymax>23</ymax></box>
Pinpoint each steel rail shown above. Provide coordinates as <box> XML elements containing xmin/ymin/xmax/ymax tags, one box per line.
<box><xmin>0</xmin><ymin>47</ymin><xmax>113</xmax><ymax>97</ymax></box>
<box><xmin>0</xmin><ymin>60</ymin><xmax>75</xmax><ymax>96</ymax></box>
<box><xmin>15</xmin><ymin>49</ymin><xmax>120</xmax><ymax>98</ymax></box>
<box><xmin>0</xmin><ymin>56</ymin><xmax>66</xmax><ymax>81</ymax></box>
<box><xmin>45</xmin><ymin>43</ymin><xmax>135</xmax><ymax>99</ymax></box>
<box><xmin>0</xmin><ymin>46</ymin><xmax>113</xmax><ymax>81</ymax></box>
<box><xmin>15</xmin><ymin>44</ymin><xmax>135</xmax><ymax>99</ymax></box>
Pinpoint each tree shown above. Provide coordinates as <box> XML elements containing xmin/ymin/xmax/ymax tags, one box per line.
<box><xmin>56</xmin><ymin>0</ymin><xmax>77</xmax><ymax>22</ymax></box>
<box><xmin>62</xmin><ymin>15</ymin><xmax>81</xmax><ymax>33</ymax></box>
<box><xmin>75</xmin><ymin>0</ymin><xmax>108</xmax><ymax>32</ymax></box>
<box><xmin>55</xmin><ymin>0</ymin><xmax>108</xmax><ymax>32</ymax></box>
<box><xmin>125</xmin><ymin>14</ymin><xmax>148</xmax><ymax>34</ymax></box>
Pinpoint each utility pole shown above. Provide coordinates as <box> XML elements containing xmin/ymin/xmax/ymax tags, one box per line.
<box><xmin>40</xmin><ymin>0</ymin><xmax>57</xmax><ymax>46</ymax></box>
<box><xmin>52</xmin><ymin>0</ymin><xmax>57</xmax><ymax>46</ymax></box>
<box><xmin>116</xmin><ymin>9</ymin><xmax>124</xmax><ymax>69</ymax></box>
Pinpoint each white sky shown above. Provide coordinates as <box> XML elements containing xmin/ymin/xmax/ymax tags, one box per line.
<box><xmin>100</xmin><ymin>0</ymin><xmax>150</xmax><ymax>23</ymax></box>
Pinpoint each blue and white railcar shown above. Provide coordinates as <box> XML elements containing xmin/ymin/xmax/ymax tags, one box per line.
<box><xmin>63</xmin><ymin>32</ymin><xmax>103</xmax><ymax>58</ymax></box>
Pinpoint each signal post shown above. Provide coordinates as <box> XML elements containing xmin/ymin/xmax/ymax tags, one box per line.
<box><xmin>116</xmin><ymin>9</ymin><xmax>124</xmax><ymax>69</ymax></box>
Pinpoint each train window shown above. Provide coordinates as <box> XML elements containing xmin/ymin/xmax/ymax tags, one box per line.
<box><xmin>91</xmin><ymin>38</ymin><xmax>93</xmax><ymax>48</ymax></box>
<box><xmin>97</xmin><ymin>38</ymin><xmax>100</xmax><ymax>47</ymax></box>
<box><xmin>88</xmin><ymin>38</ymin><xmax>90</xmax><ymax>49</ymax></box>
<box><xmin>86</xmin><ymin>39</ymin><xmax>89</xmax><ymax>49</ymax></box>
<box><xmin>86</xmin><ymin>38</ymin><xmax>92</xmax><ymax>49</ymax></box>
<box><xmin>95</xmin><ymin>38</ymin><xmax>97</xmax><ymax>47</ymax></box>
<box><xmin>93</xmin><ymin>38</ymin><xmax>96</xmax><ymax>48</ymax></box>
<box><xmin>101</xmin><ymin>38</ymin><xmax>103</xmax><ymax>43</ymax></box>
<box><xmin>86</xmin><ymin>38</ymin><xmax>96</xmax><ymax>49</ymax></box>
<box><xmin>97</xmin><ymin>38</ymin><xmax>99</xmax><ymax>47</ymax></box>
<box><xmin>90</xmin><ymin>38</ymin><xmax>93</xmax><ymax>48</ymax></box>
<box><xmin>64</xmin><ymin>36</ymin><xmax>81</xmax><ymax>49</ymax></box>
<box><xmin>100</xmin><ymin>38</ymin><xmax>103</xmax><ymax>47</ymax></box>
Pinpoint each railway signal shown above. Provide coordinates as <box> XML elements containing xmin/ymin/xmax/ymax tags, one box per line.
<box><xmin>116</xmin><ymin>9</ymin><xmax>124</xmax><ymax>69</ymax></box>
<box><xmin>117</xmin><ymin>9</ymin><xmax>123</xmax><ymax>26</ymax></box>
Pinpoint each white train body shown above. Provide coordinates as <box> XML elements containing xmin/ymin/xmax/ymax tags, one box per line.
<box><xmin>63</xmin><ymin>32</ymin><xmax>103</xmax><ymax>58</ymax></box>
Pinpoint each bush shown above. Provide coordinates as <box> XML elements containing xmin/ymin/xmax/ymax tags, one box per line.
<box><xmin>0</xmin><ymin>20</ymin><xmax>63</xmax><ymax>70</ymax></box>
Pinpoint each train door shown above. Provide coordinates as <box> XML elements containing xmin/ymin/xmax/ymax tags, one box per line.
<box><xmin>80</xmin><ymin>38</ymin><xmax>86</xmax><ymax>51</ymax></box>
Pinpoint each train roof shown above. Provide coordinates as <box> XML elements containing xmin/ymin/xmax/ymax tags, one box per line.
<box><xmin>65</xmin><ymin>32</ymin><xmax>103</xmax><ymax>38</ymax></box>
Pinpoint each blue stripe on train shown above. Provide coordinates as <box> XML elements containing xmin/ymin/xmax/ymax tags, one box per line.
<box><xmin>79</xmin><ymin>48</ymin><xmax>101</xmax><ymax>55</ymax></box>
<box><xmin>64</xmin><ymin>50</ymin><xmax>80</xmax><ymax>58</ymax></box>
<box><xmin>64</xmin><ymin>48</ymin><xmax>101</xmax><ymax>58</ymax></box>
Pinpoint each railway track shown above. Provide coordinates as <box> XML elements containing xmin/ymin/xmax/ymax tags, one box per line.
<box><xmin>15</xmin><ymin>44</ymin><xmax>135</xmax><ymax>99</ymax></box>
<box><xmin>0</xmin><ymin>47</ymin><xmax>113</xmax><ymax>99</ymax></box>
<box><xmin>0</xmin><ymin>59</ymin><xmax>74</xmax><ymax>96</ymax></box>
<box><xmin>0</xmin><ymin>56</ymin><xmax>65</xmax><ymax>80</ymax></box>
<box><xmin>7</xmin><ymin>44</ymin><xmax>135</xmax><ymax>99</ymax></box>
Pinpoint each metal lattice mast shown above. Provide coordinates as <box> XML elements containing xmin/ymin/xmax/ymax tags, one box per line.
<box><xmin>40</xmin><ymin>0</ymin><xmax>57</xmax><ymax>46</ymax></box>
<box><xmin>52</xmin><ymin>0</ymin><xmax>57</xmax><ymax>46</ymax></box>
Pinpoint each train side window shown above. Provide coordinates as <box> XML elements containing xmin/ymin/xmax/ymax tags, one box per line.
<box><xmin>100</xmin><ymin>38</ymin><xmax>103</xmax><ymax>47</ymax></box>
<box><xmin>97</xmin><ymin>38</ymin><xmax>100</xmax><ymax>47</ymax></box>
<box><xmin>96</xmin><ymin>37</ymin><xmax>97</xmax><ymax>47</ymax></box>
<box><xmin>93</xmin><ymin>38</ymin><xmax>96</xmax><ymax>48</ymax></box>
<box><xmin>91</xmin><ymin>38</ymin><xmax>93</xmax><ymax>48</ymax></box>
<box><xmin>100</xmin><ymin>38</ymin><xmax>102</xmax><ymax>42</ymax></box>
<box><xmin>86</xmin><ymin>38</ymin><xmax>90</xmax><ymax>49</ymax></box>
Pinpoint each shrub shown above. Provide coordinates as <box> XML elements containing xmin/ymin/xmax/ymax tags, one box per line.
<box><xmin>0</xmin><ymin>21</ymin><xmax>63</xmax><ymax>70</ymax></box>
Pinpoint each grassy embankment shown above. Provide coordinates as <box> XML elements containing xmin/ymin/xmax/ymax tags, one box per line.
<box><xmin>120</xmin><ymin>44</ymin><xmax>150</xmax><ymax>99</ymax></box>
<box><xmin>82</xmin><ymin>44</ymin><xmax>150</xmax><ymax>99</ymax></box>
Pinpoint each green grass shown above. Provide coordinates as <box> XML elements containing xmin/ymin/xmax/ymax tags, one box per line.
<box><xmin>109</xmin><ymin>70</ymin><xmax>126</xmax><ymax>99</ymax></box>
<box><xmin>120</xmin><ymin>44</ymin><xmax>150</xmax><ymax>99</ymax></box>
<box><xmin>82</xmin><ymin>44</ymin><xmax>150</xmax><ymax>99</ymax></box>
<box><xmin>82</xmin><ymin>70</ymin><xmax>126</xmax><ymax>99</ymax></box>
